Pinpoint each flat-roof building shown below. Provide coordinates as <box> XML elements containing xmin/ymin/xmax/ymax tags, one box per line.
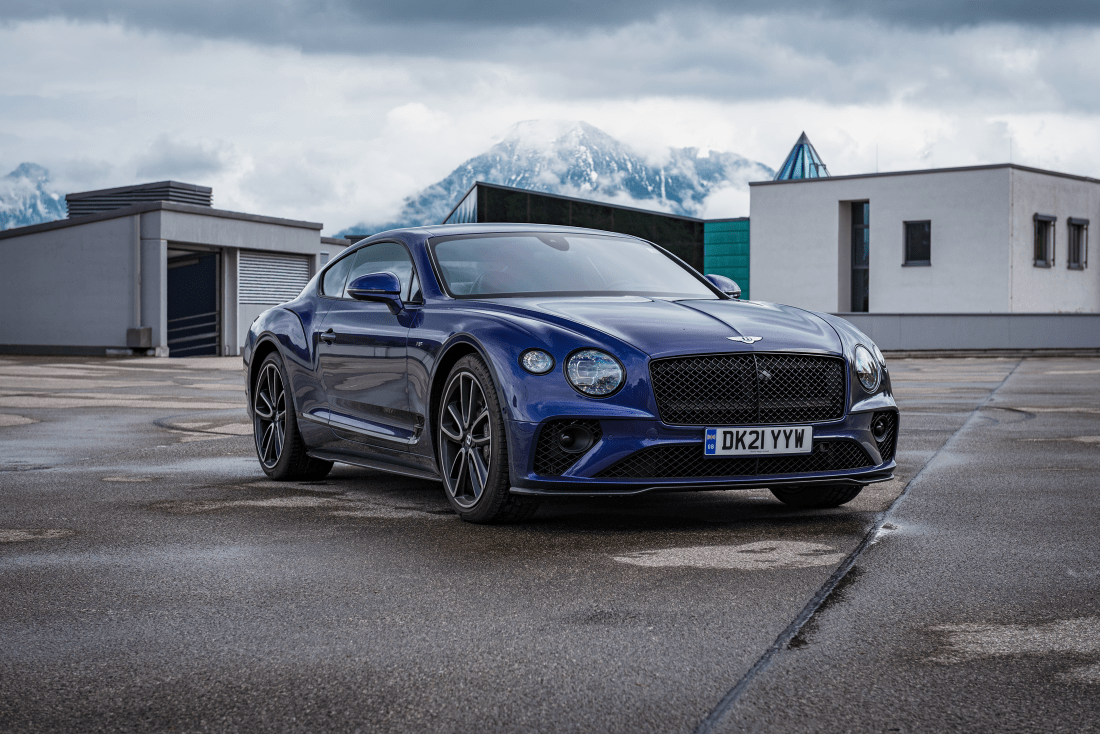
<box><xmin>0</xmin><ymin>181</ymin><xmax>349</xmax><ymax>357</ymax></box>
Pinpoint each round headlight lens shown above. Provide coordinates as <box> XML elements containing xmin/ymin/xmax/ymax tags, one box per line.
<box><xmin>520</xmin><ymin>349</ymin><xmax>555</xmax><ymax>375</ymax></box>
<box><xmin>565</xmin><ymin>349</ymin><xmax>624</xmax><ymax>397</ymax></box>
<box><xmin>854</xmin><ymin>345</ymin><xmax>880</xmax><ymax>393</ymax></box>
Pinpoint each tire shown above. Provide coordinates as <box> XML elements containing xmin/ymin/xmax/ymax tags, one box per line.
<box><xmin>437</xmin><ymin>355</ymin><xmax>539</xmax><ymax>523</ymax></box>
<box><xmin>770</xmin><ymin>484</ymin><xmax>863</xmax><ymax>508</ymax></box>
<box><xmin>252</xmin><ymin>351</ymin><xmax>333</xmax><ymax>481</ymax></box>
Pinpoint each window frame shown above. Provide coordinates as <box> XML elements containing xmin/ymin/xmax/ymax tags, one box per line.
<box><xmin>1067</xmin><ymin>217</ymin><xmax>1089</xmax><ymax>271</ymax></box>
<box><xmin>902</xmin><ymin>220</ymin><xmax>932</xmax><ymax>267</ymax></box>
<box><xmin>317</xmin><ymin>240</ymin><xmax>423</xmax><ymax>304</ymax></box>
<box><xmin>1033</xmin><ymin>214</ymin><xmax>1056</xmax><ymax>268</ymax></box>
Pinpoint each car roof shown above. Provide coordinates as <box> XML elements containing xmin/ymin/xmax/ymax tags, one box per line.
<box><xmin>360</xmin><ymin>222</ymin><xmax>646</xmax><ymax>241</ymax></box>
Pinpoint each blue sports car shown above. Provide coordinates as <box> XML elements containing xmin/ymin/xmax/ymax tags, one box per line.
<box><xmin>243</xmin><ymin>223</ymin><xmax>898</xmax><ymax>523</ymax></box>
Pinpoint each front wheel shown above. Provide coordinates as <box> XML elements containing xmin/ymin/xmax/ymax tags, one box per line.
<box><xmin>253</xmin><ymin>352</ymin><xmax>333</xmax><ymax>481</ymax></box>
<box><xmin>770</xmin><ymin>484</ymin><xmax>863</xmax><ymax>508</ymax></box>
<box><xmin>438</xmin><ymin>355</ymin><xmax>538</xmax><ymax>523</ymax></box>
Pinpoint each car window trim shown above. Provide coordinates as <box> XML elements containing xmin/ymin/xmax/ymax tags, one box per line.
<box><xmin>319</xmin><ymin>239</ymin><xmax>423</xmax><ymax>303</ymax></box>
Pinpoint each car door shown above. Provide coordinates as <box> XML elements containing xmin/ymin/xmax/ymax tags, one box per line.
<box><xmin>316</xmin><ymin>241</ymin><xmax>421</xmax><ymax>448</ymax></box>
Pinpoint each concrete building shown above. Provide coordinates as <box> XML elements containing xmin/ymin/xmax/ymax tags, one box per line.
<box><xmin>0</xmin><ymin>181</ymin><xmax>349</xmax><ymax>357</ymax></box>
<box><xmin>750</xmin><ymin>163</ymin><xmax>1099</xmax><ymax>350</ymax></box>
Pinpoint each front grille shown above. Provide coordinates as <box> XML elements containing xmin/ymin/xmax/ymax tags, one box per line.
<box><xmin>594</xmin><ymin>440</ymin><xmax>872</xmax><ymax>479</ymax></box>
<box><xmin>872</xmin><ymin>410</ymin><xmax>898</xmax><ymax>463</ymax></box>
<box><xmin>650</xmin><ymin>353</ymin><xmax>846</xmax><ymax>426</ymax></box>
<box><xmin>533</xmin><ymin>419</ymin><xmax>603</xmax><ymax>476</ymax></box>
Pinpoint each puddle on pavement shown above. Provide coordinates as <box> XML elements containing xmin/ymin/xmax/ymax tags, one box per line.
<box><xmin>102</xmin><ymin>476</ymin><xmax>156</xmax><ymax>483</ymax></box>
<box><xmin>928</xmin><ymin>617</ymin><xmax>1100</xmax><ymax>683</ymax></box>
<box><xmin>0</xmin><ymin>414</ymin><xmax>37</xmax><ymax>427</ymax></box>
<box><xmin>0</xmin><ymin>529</ymin><xmax>76</xmax><ymax>543</ymax></box>
<box><xmin>612</xmin><ymin>540</ymin><xmax>846</xmax><ymax>570</ymax></box>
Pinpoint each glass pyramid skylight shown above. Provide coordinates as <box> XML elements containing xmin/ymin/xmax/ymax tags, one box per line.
<box><xmin>774</xmin><ymin>132</ymin><xmax>830</xmax><ymax>180</ymax></box>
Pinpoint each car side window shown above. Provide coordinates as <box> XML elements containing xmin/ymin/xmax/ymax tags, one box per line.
<box><xmin>343</xmin><ymin>242</ymin><xmax>417</xmax><ymax>301</ymax></box>
<box><xmin>320</xmin><ymin>253</ymin><xmax>355</xmax><ymax>298</ymax></box>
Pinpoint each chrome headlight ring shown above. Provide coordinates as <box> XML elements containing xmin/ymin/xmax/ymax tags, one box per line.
<box><xmin>564</xmin><ymin>348</ymin><xmax>625</xmax><ymax>397</ymax></box>
<box><xmin>854</xmin><ymin>344</ymin><xmax>881</xmax><ymax>393</ymax></box>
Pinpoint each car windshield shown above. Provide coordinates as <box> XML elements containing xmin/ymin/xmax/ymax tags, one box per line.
<box><xmin>430</xmin><ymin>232</ymin><xmax>718</xmax><ymax>299</ymax></box>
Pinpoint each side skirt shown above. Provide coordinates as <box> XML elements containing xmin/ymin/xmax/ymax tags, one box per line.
<box><xmin>307</xmin><ymin>450</ymin><xmax>442</xmax><ymax>483</ymax></box>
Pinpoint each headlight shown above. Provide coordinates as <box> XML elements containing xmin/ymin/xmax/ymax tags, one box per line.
<box><xmin>565</xmin><ymin>349</ymin><xmax>624</xmax><ymax>397</ymax></box>
<box><xmin>854</xmin><ymin>345</ymin><xmax>881</xmax><ymax>393</ymax></box>
<box><xmin>520</xmin><ymin>349</ymin><xmax>555</xmax><ymax>375</ymax></box>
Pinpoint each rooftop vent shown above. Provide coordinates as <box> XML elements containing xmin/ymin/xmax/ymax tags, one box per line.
<box><xmin>65</xmin><ymin>181</ymin><xmax>212</xmax><ymax>218</ymax></box>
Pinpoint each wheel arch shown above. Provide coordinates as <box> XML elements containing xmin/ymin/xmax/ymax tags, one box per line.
<box><xmin>427</xmin><ymin>336</ymin><xmax>515</xmax><ymax>467</ymax></box>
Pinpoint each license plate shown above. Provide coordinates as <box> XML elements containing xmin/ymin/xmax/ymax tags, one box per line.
<box><xmin>704</xmin><ymin>426</ymin><xmax>813</xmax><ymax>456</ymax></box>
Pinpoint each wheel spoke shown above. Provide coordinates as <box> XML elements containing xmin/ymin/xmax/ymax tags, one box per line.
<box><xmin>440</xmin><ymin>421</ymin><xmax>462</xmax><ymax>443</ymax></box>
<box><xmin>468</xmin><ymin>448</ymin><xmax>488</xmax><ymax>499</ymax></box>
<box><xmin>460</xmin><ymin>375</ymin><xmax>472</xmax><ymax>427</ymax></box>
<box><xmin>449</xmin><ymin>447</ymin><xmax>468</xmax><ymax>494</ymax></box>
<box><xmin>446</xmin><ymin>404</ymin><xmax>464</xmax><ymax>434</ymax></box>
<box><xmin>261</xmin><ymin>423</ymin><xmax>275</xmax><ymax>464</ymax></box>
<box><xmin>469</xmin><ymin>408</ymin><xmax>489</xmax><ymax>434</ymax></box>
<box><xmin>255</xmin><ymin>391</ymin><xmax>274</xmax><ymax>419</ymax></box>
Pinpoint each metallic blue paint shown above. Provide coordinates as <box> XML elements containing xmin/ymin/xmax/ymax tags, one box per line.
<box><xmin>244</xmin><ymin>223</ymin><xmax>899</xmax><ymax>497</ymax></box>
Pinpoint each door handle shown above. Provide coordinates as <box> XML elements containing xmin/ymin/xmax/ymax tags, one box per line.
<box><xmin>319</xmin><ymin>329</ymin><xmax>336</xmax><ymax>344</ymax></box>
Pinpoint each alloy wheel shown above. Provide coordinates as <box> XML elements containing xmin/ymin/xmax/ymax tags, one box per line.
<box><xmin>439</xmin><ymin>371</ymin><xmax>493</xmax><ymax>508</ymax></box>
<box><xmin>253</xmin><ymin>363</ymin><xmax>287</xmax><ymax>469</ymax></box>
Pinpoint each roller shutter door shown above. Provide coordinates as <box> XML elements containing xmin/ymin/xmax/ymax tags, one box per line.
<box><xmin>239</xmin><ymin>252</ymin><xmax>312</xmax><ymax>305</ymax></box>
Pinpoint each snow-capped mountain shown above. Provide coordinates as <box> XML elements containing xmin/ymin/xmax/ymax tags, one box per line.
<box><xmin>0</xmin><ymin>163</ymin><xmax>66</xmax><ymax>231</ymax></box>
<box><xmin>341</xmin><ymin>121</ymin><xmax>772</xmax><ymax>235</ymax></box>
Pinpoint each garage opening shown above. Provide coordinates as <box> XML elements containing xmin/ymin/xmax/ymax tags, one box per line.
<box><xmin>167</xmin><ymin>249</ymin><xmax>220</xmax><ymax>357</ymax></box>
<box><xmin>237</xmin><ymin>251</ymin><xmax>313</xmax><ymax>349</ymax></box>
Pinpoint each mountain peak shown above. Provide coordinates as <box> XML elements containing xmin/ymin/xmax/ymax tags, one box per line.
<box><xmin>341</xmin><ymin>120</ymin><xmax>772</xmax><ymax>236</ymax></box>
<box><xmin>6</xmin><ymin>162</ymin><xmax>50</xmax><ymax>183</ymax></box>
<box><xmin>0</xmin><ymin>163</ymin><xmax>66</xmax><ymax>230</ymax></box>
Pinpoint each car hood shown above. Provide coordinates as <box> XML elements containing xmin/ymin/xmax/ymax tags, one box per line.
<box><xmin>481</xmin><ymin>296</ymin><xmax>842</xmax><ymax>358</ymax></box>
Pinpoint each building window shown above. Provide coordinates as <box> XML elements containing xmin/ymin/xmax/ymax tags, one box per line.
<box><xmin>1068</xmin><ymin>218</ymin><xmax>1089</xmax><ymax>270</ymax></box>
<box><xmin>851</xmin><ymin>202</ymin><xmax>869</xmax><ymax>312</ymax></box>
<box><xmin>904</xmin><ymin>221</ymin><xmax>931</xmax><ymax>265</ymax></box>
<box><xmin>1034</xmin><ymin>214</ymin><xmax>1056</xmax><ymax>267</ymax></box>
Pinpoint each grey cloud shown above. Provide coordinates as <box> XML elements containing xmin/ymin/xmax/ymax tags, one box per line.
<box><xmin>2</xmin><ymin>0</ymin><xmax>1098</xmax><ymax>53</ymax></box>
<box><xmin>133</xmin><ymin>135</ymin><xmax>229</xmax><ymax>182</ymax></box>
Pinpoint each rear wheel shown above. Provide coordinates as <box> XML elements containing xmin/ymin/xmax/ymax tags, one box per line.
<box><xmin>438</xmin><ymin>355</ymin><xmax>539</xmax><ymax>523</ymax></box>
<box><xmin>253</xmin><ymin>351</ymin><xmax>333</xmax><ymax>481</ymax></box>
<box><xmin>770</xmin><ymin>484</ymin><xmax>863</xmax><ymax>508</ymax></box>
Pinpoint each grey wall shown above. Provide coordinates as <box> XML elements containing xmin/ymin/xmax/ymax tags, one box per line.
<box><xmin>0</xmin><ymin>215</ymin><xmax>141</xmax><ymax>349</ymax></box>
<box><xmin>837</xmin><ymin>313</ymin><xmax>1100</xmax><ymax>351</ymax></box>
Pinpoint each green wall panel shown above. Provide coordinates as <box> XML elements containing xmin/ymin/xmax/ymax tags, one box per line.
<box><xmin>704</xmin><ymin>219</ymin><xmax>750</xmax><ymax>300</ymax></box>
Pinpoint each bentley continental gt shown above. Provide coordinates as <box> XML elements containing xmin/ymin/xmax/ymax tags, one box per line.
<box><xmin>244</xmin><ymin>224</ymin><xmax>898</xmax><ymax>523</ymax></box>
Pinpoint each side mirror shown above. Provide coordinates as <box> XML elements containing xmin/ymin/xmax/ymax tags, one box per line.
<box><xmin>705</xmin><ymin>274</ymin><xmax>741</xmax><ymax>299</ymax></box>
<box><xmin>347</xmin><ymin>272</ymin><xmax>404</xmax><ymax>313</ymax></box>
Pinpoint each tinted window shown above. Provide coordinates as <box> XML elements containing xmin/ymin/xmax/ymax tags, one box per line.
<box><xmin>904</xmin><ymin>221</ymin><xmax>931</xmax><ymax>264</ymax></box>
<box><xmin>321</xmin><ymin>253</ymin><xmax>355</xmax><ymax>297</ymax></box>
<box><xmin>430</xmin><ymin>233</ymin><xmax>716</xmax><ymax>299</ymax></box>
<box><xmin>345</xmin><ymin>242</ymin><xmax>416</xmax><ymax>301</ymax></box>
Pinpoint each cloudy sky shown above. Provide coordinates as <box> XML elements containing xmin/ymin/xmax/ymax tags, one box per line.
<box><xmin>1</xmin><ymin>1</ymin><xmax>1097</xmax><ymax>232</ymax></box>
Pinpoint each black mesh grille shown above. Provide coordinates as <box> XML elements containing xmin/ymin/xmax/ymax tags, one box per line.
<box><xmin>872</xmin><ymin>411</ymin><xmax>898</xmax><ymax>463</ymax></box>
<box><xmin>533</xmin><ymin>419</ymin><xmax>603</xmax><ymax>476</ymax></box>
<box><xmin>649</xmin><ymin>353</ymin><xmax>846</xmax><ymax>426</ymax></box>
<box><xmin>594</xmin><ymin>440</ymin><xmax>872</xmax><ymax>479</ymax></box>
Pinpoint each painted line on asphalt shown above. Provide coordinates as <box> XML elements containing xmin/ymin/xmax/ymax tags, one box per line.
<box><xmin>692</xmin><ymin>358</ymin><xmax>1024</xmax><ymax>734</ymax></box>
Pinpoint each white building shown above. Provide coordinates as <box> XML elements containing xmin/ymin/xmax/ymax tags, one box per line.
<box><xmin>749</xmin><ymin>162</ymin><xmax>1099</xmax><ymax>351</ymax></box>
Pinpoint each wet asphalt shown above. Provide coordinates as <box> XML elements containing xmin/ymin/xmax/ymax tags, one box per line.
<box><xmin>0</xmin><ymin>355</ymin><xmax>1097</xmax><ymax>733</ymax></box>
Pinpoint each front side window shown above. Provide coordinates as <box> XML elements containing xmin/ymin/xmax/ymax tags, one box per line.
<box><xmin>1068</xmin><ymin>218</ymin><xmax>1089</xmax><ymax>270</ymax></box>
<box><xmin>344</xmin><ymin>241</ymin><xmax>417</xmax><ymax>301</ymax></box>
<box><xmin>321</xmin><ymin>253</ymin><xmax>355</xmax><ymax>297</ymax></box>
<box><xmin>904</xmin><ymin>221</ymin><xmax>931</xmax><ymax>265</ymax></box>
<box><xmin>429</xmin><ymin>232</ymin><xmax>718</xmax><ymax>299</ymax></box>
<box><xmin>1034</xmin><ymin>214</ymin><xmax>1056</xmax><ymax>267</ymax></box>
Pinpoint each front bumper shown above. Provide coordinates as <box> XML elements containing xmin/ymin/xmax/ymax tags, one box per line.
<box><xmin>505</xmin><ymin>410</ymin><xmax>897</xmax><ymax>497</ymax></box>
